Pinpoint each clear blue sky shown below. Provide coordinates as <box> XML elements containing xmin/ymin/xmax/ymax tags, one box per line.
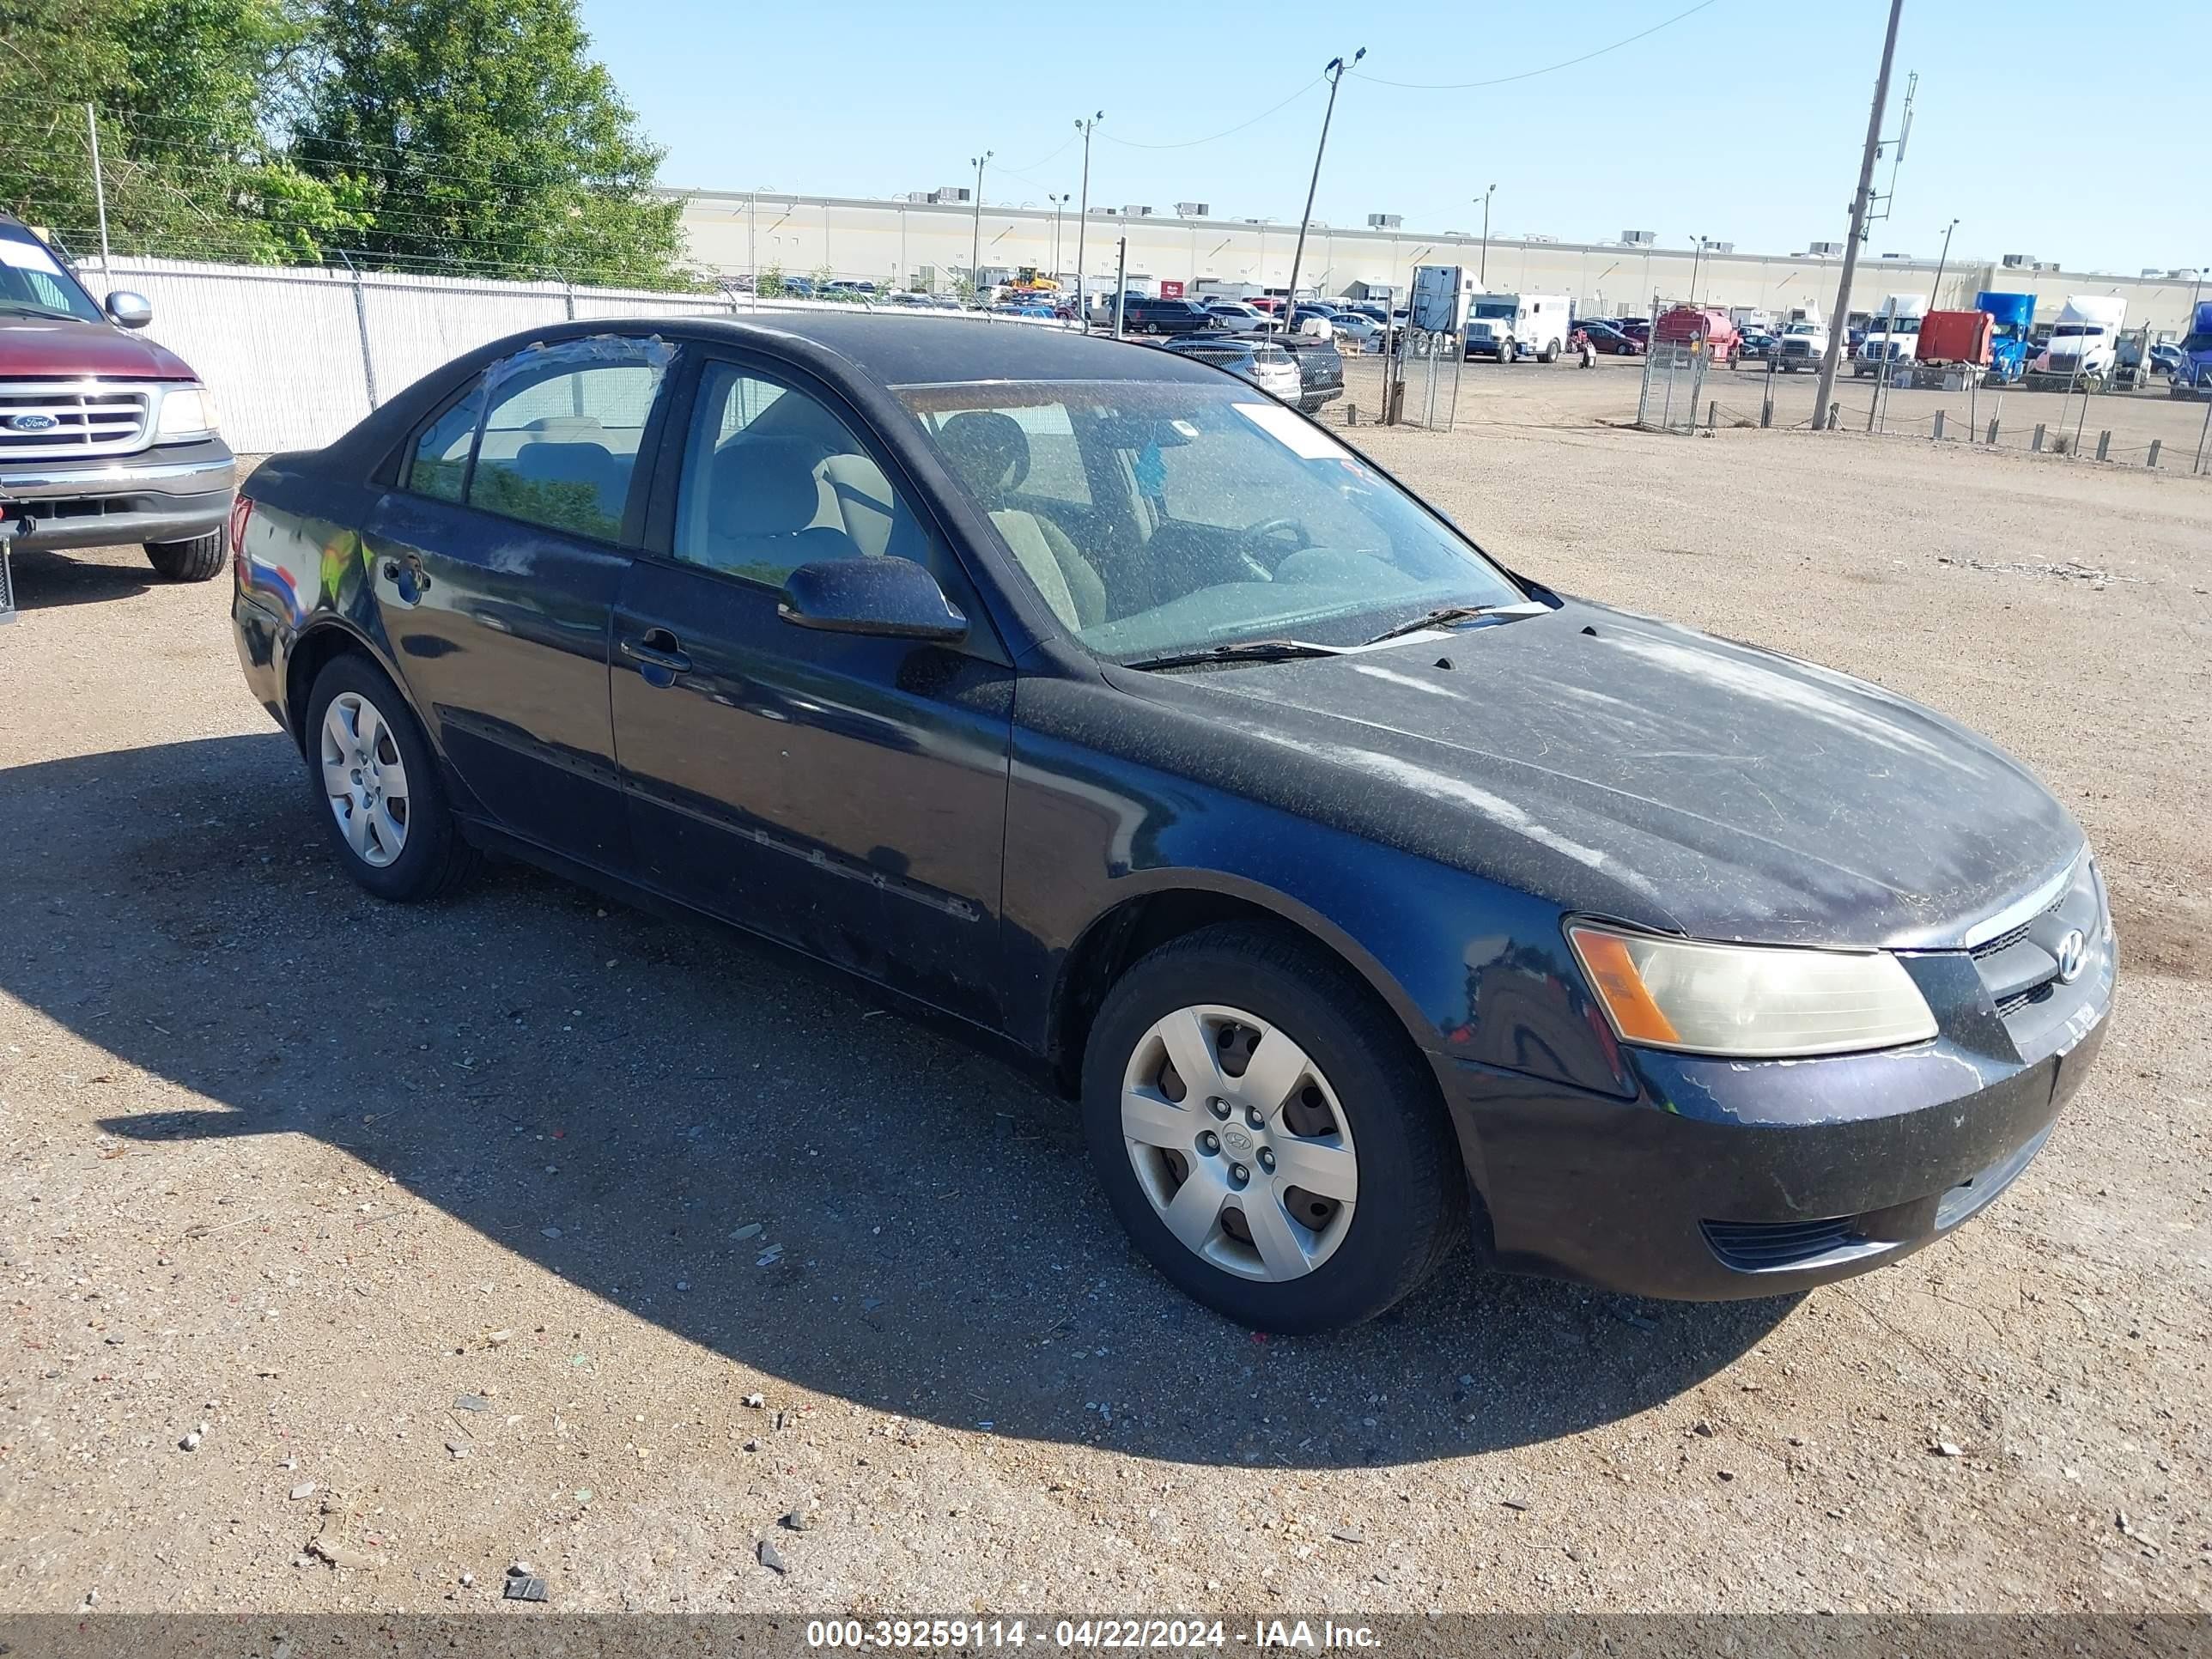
<box><xmin>576</xmin><ymin>0</ymin><xmax>2202</xmax><ymax>276</ymax></box>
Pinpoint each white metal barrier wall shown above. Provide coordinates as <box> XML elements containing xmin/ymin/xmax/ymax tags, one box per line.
<box><xmin>96</xmin><ymin>258</ymin><xmax>1066</xmax><ymax>454</ymax></box>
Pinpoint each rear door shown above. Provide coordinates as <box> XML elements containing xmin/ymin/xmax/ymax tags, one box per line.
<box><xmin>609</xmin><ymin>354</ymin><xmax>1016</xmax><ymax>1024</ymax></box>
<box><xmin>363</xmin><ymin>334</ymin><xmax>676</xmax><ymax>871</ymax></box>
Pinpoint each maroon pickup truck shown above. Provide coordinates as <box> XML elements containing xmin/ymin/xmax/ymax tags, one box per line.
<box><xmin>0</xmin><ymin>213</ymin><xmax>235</xmax><ymax>593</ymax></box>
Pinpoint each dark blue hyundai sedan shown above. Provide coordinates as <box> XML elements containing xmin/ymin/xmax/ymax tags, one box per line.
<box><xmin>230</xmin><ymin>314</ymin><xmax>2113</xmax><ymax>1332</ymax></box>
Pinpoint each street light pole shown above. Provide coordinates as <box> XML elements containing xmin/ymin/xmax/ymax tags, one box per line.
<box><xmin>1048</xmin><ymin>194</ymin><xmax>1066</xmax><ymax>278</ymax></box>
<box><xmin>1074</xmin><ymin>112</ymin><xmax>1103</xmax><ymax>329</ymax></box>
<box><xmin>1283</xmin><ymin>48</ymin><xmax>1363</xmax><ymax>332</ymax></box>
<box><xmin>1690</xmin><ymin>235</ymin><xmax>1705</xmax><ymax>304</ymax></box>
<box><xmin>969</xmin><ymin>151</ymin><xmax>992</xmax><ymax>304</ymax></box>
<box><xmin>1929</xmin><ymin>216</ymin><xmax>1959</xmax><ymax>307</ymax></box>
<box><xmin>1478</xmin><ymin>184</ymin><xmax>1494</xmax><ymax>286</ymax></box>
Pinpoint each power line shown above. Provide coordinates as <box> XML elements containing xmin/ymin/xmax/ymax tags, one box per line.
<box><xmin>1100</xmin><ymin>76</ymin><xmax>1324</xmax><ymax>150</ymax></box>
<box><xmin>1348</xmin><ymin>0</ymin><xmax>1722</xmax><ymax>89</ymax></box>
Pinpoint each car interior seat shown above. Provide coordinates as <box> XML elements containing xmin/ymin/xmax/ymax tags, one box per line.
<box><xmin>693</xmin><ymin>435</ymin><xmax>861</xmax><ymax>580</ymax></box>
<box><xmin>933</xmin><ymin>410</ymin><xmax>1105</xmax><ymax>632</ymax></box>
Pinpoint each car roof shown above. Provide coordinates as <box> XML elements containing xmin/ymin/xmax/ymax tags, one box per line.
<box><xmin>313</xmin><ymin>312</ymin><xmax>1226</xmax><ymax>474</ymax></box>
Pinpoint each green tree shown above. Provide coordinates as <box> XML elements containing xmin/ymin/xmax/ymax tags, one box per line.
<box><xmin>289</xmin><ymin>0</ymin><xmax>687</xmax><ymax>285</ymax></box>
<box><xmin>0</xmin><ymin>0</ymin><xmax>363</xmax><ymax>264</ymax></box>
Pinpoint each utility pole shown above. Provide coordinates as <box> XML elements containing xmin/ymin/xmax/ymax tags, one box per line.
<box><xmin>969</xmin><ymin>151</ymin><xmax>992</xmax><ymax>305</ymax></box>
<box><xmin>85</xmin><ymin>105</ymin><xmax>112</xmax><ymax>275</ymax></box>
<box><xmin>1814</xmin><ymin>0</ymin><xmax>1905</xmax><ymax>427</ymax></box>
<box><xmin>1048</xmin><ymin>194</ymin><xmax>1066</xmax><ymax>279</ymax></box>
<box><xmin>1690</xmin><ymin>235</ymin><xmax>1706</xmax><ymax>304</ymax></box>
<box><xmin>1282</xmin><ymin>49</ymin><xmax>1364</xmax><ymax>331</ymax></box>
<box><xmin>1074</xmin><ymin>112</ymin><xmax>1103</xmax><ymax>329</ymax></box>
<box><xmin>1929</xmin><ymin>216</ymin><xmax>1959</xmax><ymax>308</ymax></box>
<box><xmin>1478</xmin><ymin>185</ymin><xmax>1495</xmax><ymax>286</ymax></box>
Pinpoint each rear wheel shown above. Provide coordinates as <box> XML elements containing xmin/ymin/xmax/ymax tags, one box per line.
<box><xmin>1082</xmin><ymin>923</ymin><xmax>1462</xmax><ymax>1332</ymax></box>
<box><xmin>303</xmin><ymin>653</ymin><xmax>479</xmax><ymax>902</ymax></box>
<box><xmin>144</xmin><ymin>528</ymin><xmax>226</xmax><ymax>582</ymax></box>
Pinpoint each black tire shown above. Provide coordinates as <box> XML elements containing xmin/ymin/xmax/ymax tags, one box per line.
<box><xmin>302</xmin><ymin>652</ymin><xmax>480</xmax><ymax>902</ymax></box>
<box><xmin>1081</xmin><ymin>922</ymin><xmax>1464</xmax><ymax>1333</ymax></box>
<box><xmin>143</xmin><ymin>527</ymin><xmax>227</xmax><ymax>582</ymax></box>
<box><xmin>1499</xmin><ymin>342</ymin><xmax>1516</xmax><ymax>366</ymax></box>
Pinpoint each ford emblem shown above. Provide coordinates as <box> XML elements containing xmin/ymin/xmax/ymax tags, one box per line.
<box><xmin>4</xmin><ymin>413</ymin><xmax>58</xmax><ymax>432</ymax></box>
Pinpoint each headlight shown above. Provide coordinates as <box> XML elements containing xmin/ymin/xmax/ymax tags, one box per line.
<box><xmin>1566</xmin><ymin>922</ymin><xmax>1938</xmax><ymax>1058</ymax></box>
<box><xmin>155</xmin><ymin>384</ymin><xmax>222</xmax><ymax>441</ymax></box>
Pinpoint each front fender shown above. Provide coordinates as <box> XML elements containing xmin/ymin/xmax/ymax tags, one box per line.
<box><xmin>1001</xmin><ymin>694</ymin><xmax>1638</xmax><ymax>1106</ymax></box>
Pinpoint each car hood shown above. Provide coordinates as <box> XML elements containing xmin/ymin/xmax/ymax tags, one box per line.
<box><xmin>0</xmin><ymin>313</ymin><xmax>199</xmax><ymax>379</ymax></box>
<box><xmin>1134</xmin><ymin>599</ymin><xmax>2081</xmax><ymax>950</ymax></box>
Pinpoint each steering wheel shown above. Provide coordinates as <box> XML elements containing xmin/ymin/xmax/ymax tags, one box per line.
<box><xmin>1243</xmin><ymin>517</ymin><xmax>1312</xmax><ymax>556</ymax></box>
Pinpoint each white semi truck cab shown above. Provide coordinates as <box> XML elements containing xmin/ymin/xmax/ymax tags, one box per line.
<box><xmin>1854</xmin><ymin>294</ymin><xmax>1929</xmax><ymax>378</ymax></box>
<box><xmin>2027</xmin><ymin>295</ymin><xmax>2128</xmax><ymax>390</ymax></box>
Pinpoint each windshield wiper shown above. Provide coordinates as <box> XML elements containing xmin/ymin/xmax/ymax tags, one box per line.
<box><xmin>1359</xmin><ymin>604</ymin><xmax>1528</xmax><ymax>646</ymax></box>
<box><xmin>1120</xmin><ymin>639</ymin><xmax>1343</xmax><ymax>672</ymax></box>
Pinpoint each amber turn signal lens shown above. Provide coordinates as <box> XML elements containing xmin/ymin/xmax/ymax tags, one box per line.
<box><xmin>1567</xmin><ymin>926</ymin><xmax>1682</xmax><ymax>1045</ymax></box>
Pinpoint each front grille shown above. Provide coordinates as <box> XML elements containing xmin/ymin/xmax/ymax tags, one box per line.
<box><xmin>0</xmin><ymin>380</ymin><xmax>153</xmax><ymax>459</ymax></box>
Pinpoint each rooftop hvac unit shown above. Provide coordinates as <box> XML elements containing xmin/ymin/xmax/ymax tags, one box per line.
<box><xmin>1622</xmin><ymin>229</ymin><xmax>1656</xmax><ymax>246</ymax></box>
<box><xmin>2001</xmin><ymin>252</ymin><xmax>2033</xmax><ymax>268</ymax></box>
<box><xmin>1526</xmin><ymin>234</ymin><xmax>1558</xmax><ymax>244</ymax></box>
<box><xmin>925</xmin><ymin>186</ymin><xmax>972</xmax><ymax>204</ymax></box>
<box><xmin>1808</xmin><ymin>240</ymin><xmax>1844</xmax><ymax>256</ymax></box>
<box><xmin>2142</xmin><ymin>268</ymin><xmax>2165</xmax><ymax>277</ymax></box>
<box><xmin>1708</xmin><ymin>241</ymin><xmax>1734</xmax><ymax>254</ymax></box>
<box><xmin>1121</xmin><ymin>204</ymin><xmax>1154</xmax><ymax>216</ymax></box>
<box><xmin>1880</xmin><ymin>252</ymin><xmax>1908</xmax><ymax>260</ymax></box>
<box><xmin>1366</xmin><ymin>213</ymin><xmax>1402</xmax><ymax>228</ymax></box>
<box><xmin>2034</xmin><ymin>261</ymin><xmax>2059</xmax><ymax>272</ymax></box>
<box><xmin>1176</xmin><ymin>202</ymin><xmax>1211</xmax><ymax>217</ymax></box>
<box><xmin>2169</xmin><ymin>268</ymin><xmax>2200</xmax><ymax>280</ymax></box>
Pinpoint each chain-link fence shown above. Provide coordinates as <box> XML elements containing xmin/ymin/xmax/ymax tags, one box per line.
<box><xmin>1636</xmin><ymin>343</ymin><xmax>1709</xmax><ymax>434</ymax></box>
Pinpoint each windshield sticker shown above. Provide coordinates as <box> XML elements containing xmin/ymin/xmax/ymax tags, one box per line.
<box><xmin>0</xmin><ymin>238</ymin><xmax>66</xmax><ymax>276</ymax></box>
<box><xmin>1231</xmin><ymin>401</ymin><xmax>1346</xmax><ymax>461</ymax></box>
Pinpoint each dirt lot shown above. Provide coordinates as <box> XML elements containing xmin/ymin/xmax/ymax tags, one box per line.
<box><xmin>3</xmin><ymin>367</ymin><xmax>2209</xmax><ymax>1620</ymax></box>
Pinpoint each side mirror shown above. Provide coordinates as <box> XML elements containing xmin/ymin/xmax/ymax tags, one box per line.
<box><xmin>106</xmin><ymin>291</ymin><xmax>154</xmax><ymax>330</ymax></box>
<box><xmin>779</xmin><ymin>557</ymin><xmax>967</xmax><ymax>642</ymax></box>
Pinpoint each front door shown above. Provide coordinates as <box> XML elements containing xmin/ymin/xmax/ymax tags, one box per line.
<box><xmin>367</xmin><ymin>336</ymin><xmax>675</xmax><ymax>870</ymax></box>
<box><xmin>610</xmin><ymin>358</ymin><xmax>1014</xmax><ymax>1024</ymax></box>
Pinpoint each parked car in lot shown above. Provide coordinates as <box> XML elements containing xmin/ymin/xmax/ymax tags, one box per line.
<box><xmin>1739</xmin><ymin>329</ymin><xmax>1778</xmax><ymax>362</ymax></box>
<box><xmin>1326</xmin><ymin>311</ymin><xmax>1384</xmax><ymax>349</ymax></box>
<box><xmin>1577</xmin><ymin>321</ymin><xmax>1643</xmax><ymax>356</ymax></box>
<box><xmin>1202</xmin><ymin>301</ymin><xmax>1271</xmax><ymax>334</ymax></box>
<box><xmin>0</xmin><ymin>214</ymin><xmax>235</xmax><ymax>585</ymax></box>
<box><xmin>1117</xmin><ymin>295</ymin><xmax>1214</xmax><ymax>337</ymax></box>
<box><xmin>1277</xmin><ymin>332</ymin><xmax>1345</xmax><ymax>411</ymax></box>
<box><xmin>232</xmin><ymin>314</ymin><xmax>2112</xmax><ymax>1332</ymax></box>
<box><xmin>1158</xmin><ymin>333</ymin><xmax>1302</xmax><ymax>401</ymax></box>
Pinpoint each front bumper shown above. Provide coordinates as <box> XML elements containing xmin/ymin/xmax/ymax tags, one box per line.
<box><xmin>1443</xmin><ymin>908</ymin><xmax>2114</xmax><ymax>1300</ymax></box>
<box><xmin>1</xmin><ymin>440</ymin><xmax>235</xmax><ymax>550</ymax></box>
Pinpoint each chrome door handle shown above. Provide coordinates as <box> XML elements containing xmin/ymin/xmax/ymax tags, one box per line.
<box><xmin>620</xmin><ymin>633</ymin><xmax>692</xmax><ymax>677</ymax></box>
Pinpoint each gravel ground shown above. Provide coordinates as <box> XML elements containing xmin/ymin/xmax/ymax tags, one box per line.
<box><xmin>3</xmin><ymin>376</ymin><xmax>2209</xmax><ymax>1620</ymax></box>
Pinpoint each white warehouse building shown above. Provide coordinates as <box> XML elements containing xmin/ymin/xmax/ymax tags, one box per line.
<box><xmin>677</xmin><ymin>190</ymin><xmax>2207</xmax><ymax>335</ymax></box>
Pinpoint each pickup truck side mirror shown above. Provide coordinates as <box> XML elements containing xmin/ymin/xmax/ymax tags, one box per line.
<box><xmin>779</xmin><ymin>556</ymin><xmax>968</xmax><ymax>643</ymax></box>
<box><xmin>105</xmin><ymin>291</ymin><xmax>154</xmax><ymax>330</ymax></box>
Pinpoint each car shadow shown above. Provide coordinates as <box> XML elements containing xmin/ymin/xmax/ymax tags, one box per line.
<box><xmin>10</xmin><ymin>732</ymin><xmax>1793</xmax><ymax>1469</ymax></box>
<box><xmin>5</xmin><ymin>547</ymin><xmax>160</xmax><ymax>610</ymax></box>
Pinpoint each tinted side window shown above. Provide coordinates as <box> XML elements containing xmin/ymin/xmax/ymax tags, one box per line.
<box><xmin>404</xmin><ymin>380</ymin><xmax>484</xmax><ymax>503</ymax></box>
<box><xmin>466</xmin><ymin>345</ymin><xmax>669</xmax><ymax>540</ymax></box>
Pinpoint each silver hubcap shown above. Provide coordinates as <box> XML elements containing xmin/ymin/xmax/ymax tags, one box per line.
<box><xmin>1120</xmin><ymin>1004</ymin><xmax>1358</xmax><ymax>1283</ymax></box>
<box><xmin>319</xmin><ymin>690</ymin><xmax>410</xmax><ymax>869</ymax></box>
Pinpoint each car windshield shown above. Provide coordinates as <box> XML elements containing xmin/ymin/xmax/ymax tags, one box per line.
<box><xmin>898</xmin><ymin>379</ymin><xmax>1526</xmax><ymax>662</ymax></box>
<box><xmin>1471</xmin><ymin>301</ymin><xmax>1516</xmax><ymax>319</ymax></box>
<box><xmin>0</xmin><ymin>228</ymin><xmax>102</xmax><ymax>323</ymax></box>
<box><xmin>2051</xmin><ymin>324</ymin><xmax>2104</xmax><ymax>339</ymax></box>
<box><xmin>2183</xmin><ymin>332</ymin><xmax>2212</xmax><ymax>353</ymax></box>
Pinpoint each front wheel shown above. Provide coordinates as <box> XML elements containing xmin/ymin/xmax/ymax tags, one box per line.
<box><xmin>144</xmin><ymin>528</ymin><xmax>227</xmax><ymax>582</ymax></box>
<box><xmin>303</xmin><ymin>653</ymin><xmax>480</xmax><ymax>902</ymax></box>
<box><xmin>1498</xmin><ymin>342</ymin><xmax>1516</xmax><ymax>366</ymax></box>
<box><xmin>1082</xmin><ymin>923</ymin><xmax>1463</xmax><ymax>1332</ymax></box>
